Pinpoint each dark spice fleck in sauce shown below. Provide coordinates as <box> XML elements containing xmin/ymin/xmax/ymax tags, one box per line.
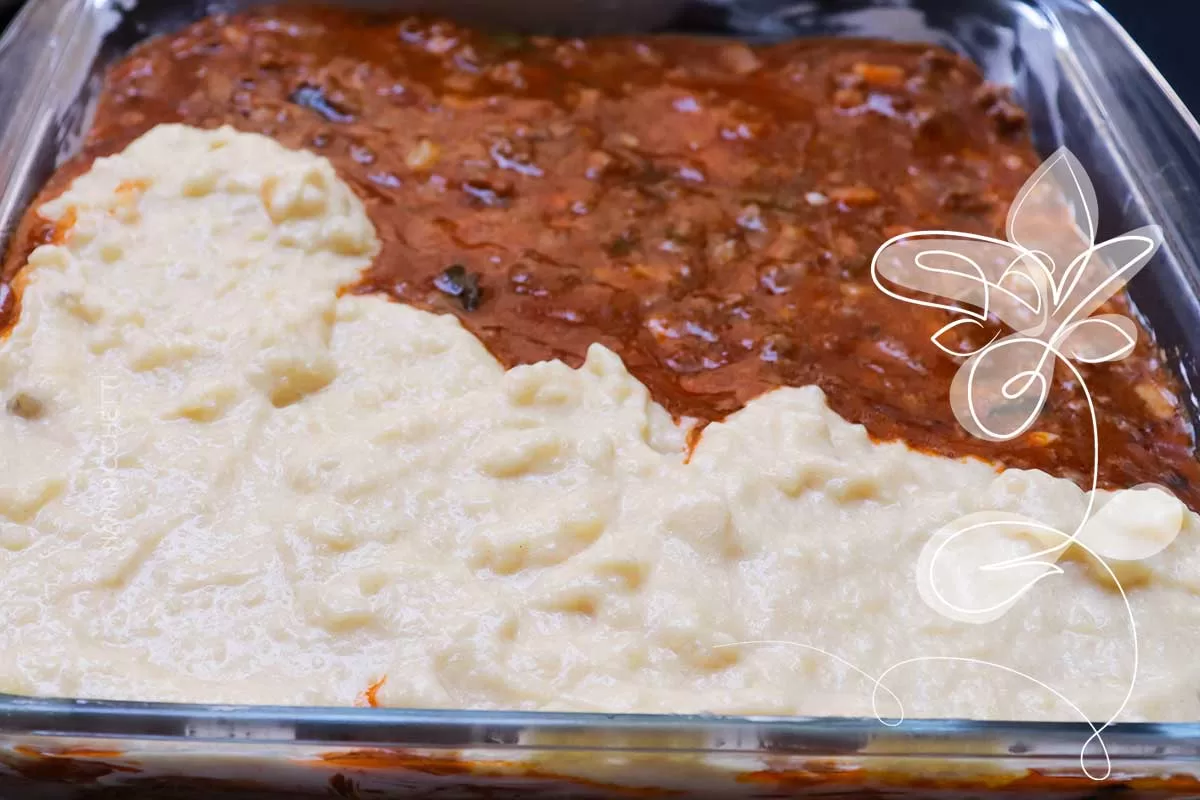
<box><xmin>435</xmin><ymin>264</ymin><xmax>483</xmax><ymax>311</ymax></box>
<box><xmin>2</xmin><ymin>7</ymin><xmax>1198</xmax><ymax>509</ymax></box>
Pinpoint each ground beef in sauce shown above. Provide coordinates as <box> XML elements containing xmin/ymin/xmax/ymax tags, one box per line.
<box><xmin>3</xmin><ymin>7</ymin><xmax>1198</xmax><ymax>508</ymax></box>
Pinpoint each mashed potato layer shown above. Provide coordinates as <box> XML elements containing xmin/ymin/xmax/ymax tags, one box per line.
<box><xmin>2</xmin><ymin>124</ymin><xmax>1199</xmax><ymax>721</ymax></box>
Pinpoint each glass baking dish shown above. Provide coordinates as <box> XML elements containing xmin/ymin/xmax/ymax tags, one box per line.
<box><xmin>3</xmin><ymin>0</ymin><xmax>1200</xmax><ymax>796</ymax></box>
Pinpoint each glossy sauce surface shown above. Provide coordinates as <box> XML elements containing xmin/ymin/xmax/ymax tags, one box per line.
<box><xmin>3</xmin><ymin>7</ymin><xmax>1197</xmax><ymax>505</ymax></box>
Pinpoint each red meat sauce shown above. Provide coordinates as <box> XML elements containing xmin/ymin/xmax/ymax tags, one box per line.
<box><xmin>2</xmin><ymin>7</ymin><xmax>1197</xmax><ymax>508</ymax></box>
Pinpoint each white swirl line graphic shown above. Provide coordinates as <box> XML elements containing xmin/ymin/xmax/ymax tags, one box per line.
<box><xmin>716</xmin><ymin>638</ymin><xmax>1122</xmax><ymax>778</ymax></box>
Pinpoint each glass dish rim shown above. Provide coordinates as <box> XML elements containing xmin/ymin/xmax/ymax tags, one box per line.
<box><xmin>5</xmin><ymin>694</ymin><xmax>1200</xmax><ymax>760</ymax></box>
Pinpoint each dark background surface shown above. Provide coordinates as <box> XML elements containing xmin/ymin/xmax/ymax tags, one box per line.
<box><xmin>0</xmin><ymin>0</ymin><xmax>1194</xmax><ymax>109</ymax></box>
<box><xmin>1102</xmin><ymin>0</ymin><xmax>1196</xmax><ymax>113</ymax></box>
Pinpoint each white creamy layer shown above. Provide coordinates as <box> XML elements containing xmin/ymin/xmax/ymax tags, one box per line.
<box><xmin>2</xmin><ymin>124</ymin><xmax>1199</xmax><ymax>721</ymax></box>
